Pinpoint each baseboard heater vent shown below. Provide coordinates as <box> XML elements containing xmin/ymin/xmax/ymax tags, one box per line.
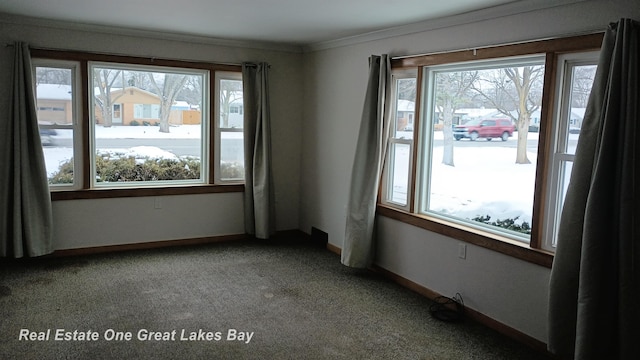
<box><xmin>310</xmin><ymin>227</ymin><xmax>329</xmax><ymax>247</ymax></box>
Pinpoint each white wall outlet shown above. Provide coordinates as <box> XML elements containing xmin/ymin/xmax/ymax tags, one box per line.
<box><xmin>458</xmin><ymin>243</ymin><xmax>467</xmax><ymax>259</ymax></box>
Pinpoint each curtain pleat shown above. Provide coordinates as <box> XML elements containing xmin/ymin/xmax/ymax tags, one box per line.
<box><xmin>548</xmin><ymin>18</ymin><xmax>639</xmax><ymax>359</ymax></box>
<box><xmin>0</xmin><ymin>42</ymin><xmax>53</xmax><ymax>258</ymax></box>
<box><xmin>242</xmin><ymin>63</ymin><xmax>275</xmax><ymax>239</ymax></box>
<box><xmin>341</xmin><ymin>55</ymin><xmax>391</xmax><ymax>268</ymax></box>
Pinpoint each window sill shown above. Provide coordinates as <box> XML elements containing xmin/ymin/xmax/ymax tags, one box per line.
<box><xmin>376</xmin><ymin>204</ymin><xmax>553</xmax><ymax>268</ymax></box>
<box><xmin>51</xmin><ymin>184</ymin><xmax>244</xmax><ymax>201</ymax></box>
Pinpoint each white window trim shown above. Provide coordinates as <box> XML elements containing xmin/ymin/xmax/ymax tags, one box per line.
<box><xmin>381</xmin><ymin>69</ymin><xmax>417</xmax><ymax>211</ymax></box>
<box><xmin>88</xmin><ymin>61</ymin><xmax>210</xmax><ymax>188</ymax></box>
<box><xmin>542</xmin><ymin>51</ymin><xmax>600</xmax><ymax>251</ymax></box>
<box><xmin>417</xmin><ymin>55</ymin><xmax>546</xmax><ymax>243</ymax></box>
<box><xmin>214</xmin><ymin>71</ymin><xmax>244</xmax><ymax>184</ymax></box>
<box><xmin>33</xmin><ymin>59</ymin><xmax>83</xmax><ymax>191</ymax></box>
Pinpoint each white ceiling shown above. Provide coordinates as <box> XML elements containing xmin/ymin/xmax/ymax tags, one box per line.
<box><xmin>0</xmin><ymin>0</ymin><xmax>521</xmax><ymax>45</ymax></box>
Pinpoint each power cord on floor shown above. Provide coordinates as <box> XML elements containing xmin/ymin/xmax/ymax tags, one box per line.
<box><xmin>429</xmin><ymin>293</ymin><xmax>464</xmax><ymax>322</ymax></box>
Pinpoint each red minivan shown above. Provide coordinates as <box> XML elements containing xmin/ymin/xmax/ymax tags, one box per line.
<box><xmin>453</xmin><ymin>118</ymin><xmax>516</xmax><ymax>141</ymax></box>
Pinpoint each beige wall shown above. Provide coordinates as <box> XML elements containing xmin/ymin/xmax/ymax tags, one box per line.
<box><xmin>299</xmin><ymin>0</ymin><xmax>639</xmax><ymax>343</ymax></box>
<box><xmin>0</xmin><ymin>14</ymin><xmax>304</xmax><ymax>249</ymax></box>
<box><xmin>2</xmin><ymin>0</ymin><xmax>638</xmax><ymax>347</ymax></box>
<box><xmin>36</xmin><ymin>98</ymin><xmax>73</xmax><ymax>124</ymax></box>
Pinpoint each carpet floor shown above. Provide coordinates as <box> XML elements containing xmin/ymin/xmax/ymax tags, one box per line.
<box><xmin>0</xmin><ymin>237</ymin><xmax>550</xmax><ymax>359</ymax></box>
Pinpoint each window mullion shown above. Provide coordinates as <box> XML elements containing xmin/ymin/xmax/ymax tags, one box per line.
<box><xmin>409</xmin><ymin>68</ymin><xmax>424</xmax><ymax>213</ymax></box>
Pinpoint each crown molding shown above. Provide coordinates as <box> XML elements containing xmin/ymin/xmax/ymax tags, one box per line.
<box><xmin>303</xmin><ymin>0</ymin><xmax>589</xmax><ymax>52</ymax></box>
<box><xmin>0</xmin><ymin>12</ymin><xmax>304</xmax><ymax>54</ymax></box>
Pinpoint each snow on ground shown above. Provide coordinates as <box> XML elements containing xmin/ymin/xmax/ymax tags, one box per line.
<box><xmin>429</xmin><ymin>145</ymin><xmax>537</xmax><ymax>225</ymax></box>
<box><xmin>390</xmin><ymin>137</ymin><xmax>542</xmax><ymax>227</ymax></box>
<box><xmin>390</xmin><ymin>131</ymin><xmax>578</xmax><ymax>226</ymax></box>
<box><xmin>50</xmin><ymin>124</ymin><xmax>205</xmax><ymax>140</ymax></box>
<box><xmin>93</xmin><ymin>124</ymin><xmax>206</xmax><ymax>139</ymax></box>
<box><xmin>43</xmin><ymin>125</ymin><xmax>575</xmax><ymax>229</ymax></box>
<box><xmin>44</xmin><ymin>125</ymin><xmax>211</xmax><ymax>176</ymax></box>
<box><xmin>98</xmin><ymin>146</ymin><xmax>179</xmax><ymax>162</ymax></box>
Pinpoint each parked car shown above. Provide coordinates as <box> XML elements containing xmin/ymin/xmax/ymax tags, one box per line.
<box><xmin>453</xmin><ymin>118</ymin><xmax>515</xmax><ymax>141</ymax></box>
<box><xmin>39</xmin><ymin>128</ymin><xmax>57</xmax><ymax>146</ymax></box>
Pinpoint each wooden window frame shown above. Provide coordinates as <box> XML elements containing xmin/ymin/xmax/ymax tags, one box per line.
<box><xmin>32</xmin><ymin>49</ymin><xmax>244</xmax><ymax>201</ymax></box>
<box><xmin>379</xmin><ymin>33</ymin><xmax>603</xmax><ymax>267</ymax></box>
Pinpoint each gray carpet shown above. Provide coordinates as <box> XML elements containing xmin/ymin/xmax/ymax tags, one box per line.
<box><xmin>0</xmin><ymin>237</ymin><xmax>549</xmax><ymax>359</ymax></box>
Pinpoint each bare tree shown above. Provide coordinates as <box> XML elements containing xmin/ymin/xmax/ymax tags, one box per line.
<box><xmin>35</xmin><ymin>67</ymin><xmax>71</xmax><ymax>85</ymax></box>
<box><xmin>219</xmin><ymin>79</ymin><xmax>243</xmax><ymax>128</ymax></box>
<box><xmin>179</xmin><ymin>75</ymin><xmax>203</xmax><ymax>109</ymax></box>
<box><xmin>570</xmin><ymin>65</ymin><xmax>597</xmax><ymax>107</ymax></box>
<box><xmin>148</xmin><ymin>73</ymin><xmax>188</xmax><ymax>133</ymax></box>
<box><xmin>125</xmin><ymin>71</ymin><xmax>152</xmax><ymax>90</ymax></box>
<box><xmin>435</xmin><ymin>71</ymin><xmax>478</xmax><ymax>166</ymax></box>
<box><xmin>397</xmin><ymin>78</ymin><xmax>416</xmax><ymax>103</ymax></box>
<box><xmin>94</xmin><ymin>69</ymin><xmax>125</xmax><ymax>127</ymax></box>
<box><xmin>473</xmin><ymin>66</ymin><xmax>544</xmax><ymax>164</ymax></box>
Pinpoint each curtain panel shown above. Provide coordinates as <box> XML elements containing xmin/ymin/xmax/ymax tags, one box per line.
<box><xmin>0</xmin><ymin>42</ymin><xmax>53</xmax><ymax>258</ymax></box>
<box><xmin>242</xmin><ymin>62</ymin><xmax>275</xmax><ymax>240</ymax></box>
<box><xmin>548</xmin><ymin>18</ymin><xmax>639</xmax><ymax>359</ymax></box>
<box><xmin>342</xmin><ymin>55</ymin><xmax>391</xmax><ymax>268</ymax></box>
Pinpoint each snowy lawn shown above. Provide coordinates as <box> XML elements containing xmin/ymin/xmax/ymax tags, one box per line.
<box><xmin>429</xmin><ymin>145</ymin><xmax>537</xmax><ymax>226</ymax></box>
<box><xmin>43</xmin><ymin>125</ymin><xmax>214</xmax><ymax>176</ymax></box>
<box><xmin>389</xmin><ymin>132</ymin><xmax>552</xmax><ymax>231</ymax></box>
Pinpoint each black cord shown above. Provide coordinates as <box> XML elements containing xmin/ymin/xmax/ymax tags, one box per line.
<box><xmin>429</xmin><ymin>293</ymin><xmax>465</xmax><ymax>322</ymax></box>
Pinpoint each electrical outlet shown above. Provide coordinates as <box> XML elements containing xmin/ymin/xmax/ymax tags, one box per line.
<box><xmin>458</xmin><ymin>243</ymin><xmax>467</xmax><ymax>259</ymax></box>
<box><xmin>154</xmin><ymin>197</ymin><xmax>162</xmax><ymax>209</ymax></box>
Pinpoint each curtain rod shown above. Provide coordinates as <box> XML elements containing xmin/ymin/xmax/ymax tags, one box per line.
<box><xmin>4</xmin><ymin>43</ymin><xmax>274</xmax><ymax>68</ymax></box>
<box><xmin>391</xmin><ymin>29</ymin><xmax>606</xmax><ymax>60</ymax></box>
<box><xmin>4</xmin><ymin>43</ymin><xmax>245</xmax><ymax>67</ymax></box>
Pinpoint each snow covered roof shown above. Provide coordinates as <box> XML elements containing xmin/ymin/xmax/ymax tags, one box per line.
<box><xmin>172</xmin><ymin>101</ymin><xmax>191</xmax><ymax>110</ymax></box>
<box><xmin>456</xmin><ymin>108</ymin><xmax>500</xmax><ymax>119</ymax></box>
<box><xmin>36</xmin><ymin>84</ymin><xmax>72</xmax><ymax>100</ymax></box>
<box><xmin>396</xmin><ymin>99</ymin><xmax>414</xmax><ymax>112</ymax></box>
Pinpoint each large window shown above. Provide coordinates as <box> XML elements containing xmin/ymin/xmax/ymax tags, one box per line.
<box><xmin>33</xmin><ymin>50</ymin><xmax>244</xmax><ymax>196</ymax></box>
<box><xmin>380</xmin><ymin>34</ymin><xmax>602</xmax><ymax>264</ymax></box>
<box><xmin>421</xmin><ymin>56</ymin><xmax>545</xmax><ymax>242</ymax></box>
<box><xmin>90</xmin><ymin>62</ymin><xmax>208</xmax><ymax>187</ymax></box>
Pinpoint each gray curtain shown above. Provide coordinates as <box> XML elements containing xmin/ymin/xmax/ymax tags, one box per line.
<box><xmin>548</xmin><ymin>19</ymin><xmax>639</xmax><ymax>359</ymax></box>
<box><xmin>342</xmin><ymin>55</ymin><xmax>391</xmax><ymax>268</ymax></box>
<box><xmin>242</xmin><ymin>62</ymin><xmax>275</xmax><ymax>239</ymax></box>
<box><xmin>0</xmin><ymin>42</ymin><xmax>53</xmax><ymax>258</ymax></box>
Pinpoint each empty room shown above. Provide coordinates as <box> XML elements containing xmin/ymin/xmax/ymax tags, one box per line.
<box><xmin>1</xmin><ymin>0</ymin><xmax>638</xmax><ymax>359</ymax></box>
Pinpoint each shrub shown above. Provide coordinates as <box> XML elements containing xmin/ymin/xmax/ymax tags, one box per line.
<box><xmin>130</xmin><ymin>120</ymin><xmax>140</xmax><ymax>126</ymax></box>
<box><xmin>220</xmin><ymin>161</ymin><xmax>245</xmax><ymax>179</ymax></box>
<box><xmin>48</xmin><ymin>158</ymin><xmax>75</xmax><ymax>184</ymax></box>
<box><xmin>471</xmin><ymin>215</ymin><xmax>531</xmax><ymax>235</ymax></box>
<box><xmin>49</xmin><ymin>154</ymin><xmax>201</xmax><ymax>183</ymax></box>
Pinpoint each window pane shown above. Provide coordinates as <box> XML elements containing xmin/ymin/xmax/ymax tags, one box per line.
<box><xmin>424</xmin><ymin>60</ymin><xmax>545</xmax><ymax>240</ymax></box>
<box><xmin>218</xmin><ymin>77</ymin><xmax>244</xmax><ymax>181</ymax></box>
<box><xmin>551</xmin><ymin>160</ymin><xmax>574</xmax><ymax>248</ymax></box>
<box><xmin>220</xmin><ymin>131</ymin><xmax>244</xmax><ymax>181</ymax></box>
<box><xmin>35</xmin><ymin>66</ymin><xmax>75</xmax><ymax>185</ymax></box>
<box><xmin>545</xmin><ymin>56</ymin><xmax>597</xmax><ymax>251</ymax></box>
<box><xmin>220</xmin><ymin>79</ymin><xmax>243</xmax><ymax>129</ymax></box>
<box><xmin>565</xmin><ymin>65</ymin><xmax>597</xmax><ymax>154</ymax></box>
<box><xmin>91</xmin><ymin>64</ymin><xmax>206</xmax><ymax>185</ymax></box>
<box><xmin>394</xmin><ymin>78</ymin><xmax>416</xmax><ymax>139</ymax></box>
<box><xmin>383</xmin><ymin>72</ymin><xmax>416</xmax><ymax>208</ymax></box>
<box><xmin>389</xmin><ymin>143</ymin><xmax>411</xmax><ymax>205</ymax></box>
